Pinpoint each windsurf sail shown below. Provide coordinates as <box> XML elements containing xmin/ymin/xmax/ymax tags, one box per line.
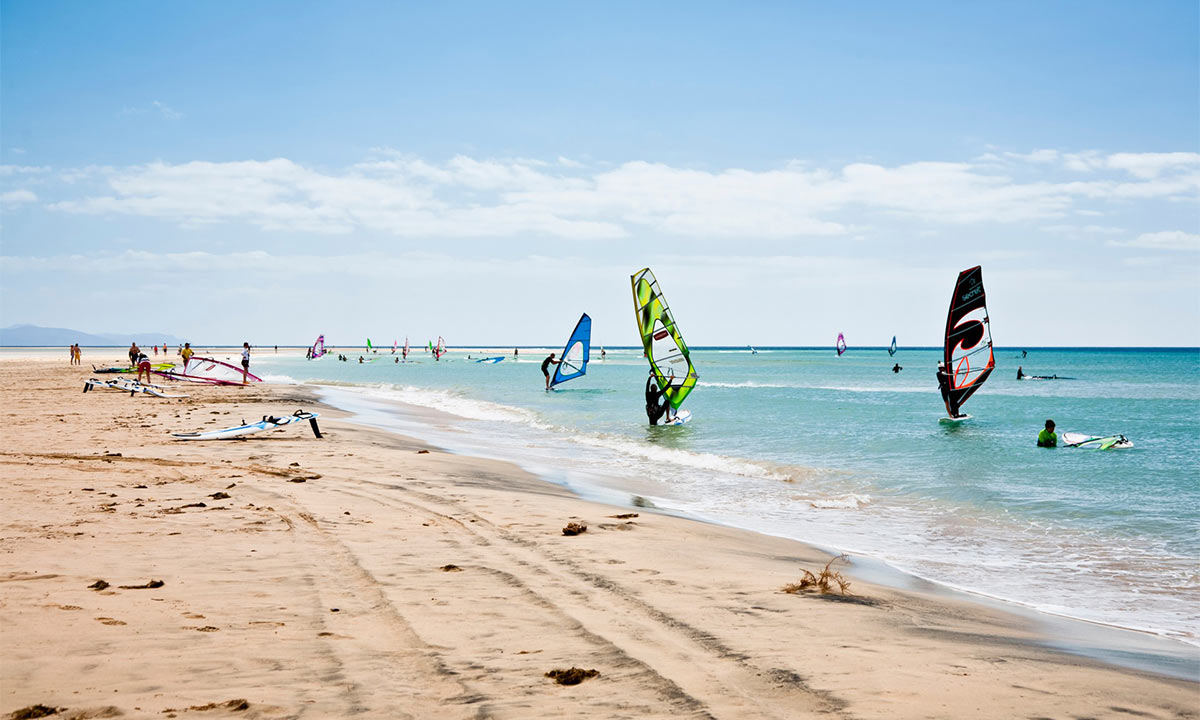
<box><xmin>550</xmin><ymin>313</ymin><xmax>591</xmax><ymax>388</ymax></box>
<box><xmin>631</xmin><ymin>268</ymin><xmax>698</xmax><ymax>410</ymax></box>
<box><xmin>392</xmin><ymin>339</ymin><xmax>397</xmax><ymax>354</ymax></box>
<box><xmin>310</xmin><ymin>334</ymin><xmax>326</xmax><ymax>359</ymax></box>
<box><xmin>403</xmin><ymin>336</ymin><xmax>409</xmax><ymax>360</ymax></box>
<box><xmin>836</xmin><ymin>333</ymin><xmax>847</xmax><ymax>356</ymax></box>
<box><xmin>434</xmin><ymin>336</ymin><xmax>446</xmax><ymax>359</ymax></box>
<box><xmin>158</xmin><ymin>356</ymin><xmax>261</xmax><ymax>385</ymax></box>
<box><xmin>366</xmin><ymin>338</ymin><xmax>373</xmax><ymax>352</ymax></box>
<box><xmin>888</xmin><ymin>336</ymin><xmax>897</xmax><ymax>356</ymax></box>
<box><xmin>943</xmin><ymin>265</ymin><xmax>995</xmax><ymax>416</ymax></box>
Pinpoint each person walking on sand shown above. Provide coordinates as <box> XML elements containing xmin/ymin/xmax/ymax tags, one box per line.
<box><xmin>240</xmin><ymin>342</ymin><xmax>252</xmax><ymax>384</ymax></box>
<box><xmin>181</xmin><ymin>342</ymin><xmax>194</xmax><ymax>369</ymax></box>
<box><xmin>128</xmin><ymin>342</ymin><xmax>140</xmax><ymax>367</ymax></box>
<box><xmin>541</xmin><ymin>352</ymin><xmax>560</xmax><ymax>390</ymax></box>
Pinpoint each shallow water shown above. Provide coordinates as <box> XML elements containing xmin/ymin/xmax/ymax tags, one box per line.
<box><xmin>256</xmin><ymin>346</ymin><xmax>1198</xmax><ymax>646</ymax></box>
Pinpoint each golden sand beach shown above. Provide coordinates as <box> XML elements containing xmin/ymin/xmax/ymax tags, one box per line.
<box><xmin>1</xmin><ymin>353</ymin><xmax>1195</xmax><ymax>719</ymax></box>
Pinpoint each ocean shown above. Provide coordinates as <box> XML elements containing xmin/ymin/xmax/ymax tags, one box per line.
<box><xmin>255</xmin><ymin>347</ymin><xmax>1200</xmax><ymax>649</ymax></box>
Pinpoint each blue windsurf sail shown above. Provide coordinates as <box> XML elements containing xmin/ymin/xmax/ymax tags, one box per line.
<box><xmin>550</xmin><ymin>313</ymin><xmax>591</xmax><ymax>387</ymax></box>
<box><xmin>888</xmin><ymin>336</ymin><xmax>897</xmax><ymax>356</ymax></box>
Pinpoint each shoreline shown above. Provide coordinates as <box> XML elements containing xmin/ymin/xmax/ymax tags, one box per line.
<box><xmin>2</xmin><ymin>357</ymin><xmax>1196</xmax><ymax>718</ymax></box>
<box><xmin>316</xmin><ymin>383</ymin><xmax>1200</xmax><ymax>679</ymax></box>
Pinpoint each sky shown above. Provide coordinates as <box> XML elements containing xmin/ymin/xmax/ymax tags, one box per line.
<box><xmin>1</xmin><ymin>0</ymin><xmax>1197</xmax><ymax>347</ymax></box>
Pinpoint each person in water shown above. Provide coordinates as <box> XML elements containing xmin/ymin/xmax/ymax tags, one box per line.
<box><xmin>644</xmin><ymin>376</ymin><xmax>670</xmax><ymax>425</ymax></box>
<box><xmin>892</xmin><ymin>363</ymin><xmax>902</xmax><ymax>373</ymax></box>
<box><xmin>541</xmin><ymin>352</ymin><xmax>560</xmax><ymax>390</ymax></box>
<box><xmin>1017</xmin><ymin>365</ymin><xmax>1025</xmax><ymax>380</ymax></box>
<box><xmin>936</xmin><ymin>361</ymin><xmax>962</xmax><ymax>417</ymax></box>
<box><xmin>1037</xmin><ymin>419</ymin><xmax>1057</xmax><ymax>448</ymax></box>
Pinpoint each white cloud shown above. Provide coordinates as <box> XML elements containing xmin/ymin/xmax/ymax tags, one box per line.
<box><xmin>0</xmin><ymin>189</ymin><xmax>37</xmax><ymax>206</ymax></box>
<box><xmin>18</xmin><ymin>149</ymin><xmax>1198</xmax><ymax>240</ymax></box>
<box><xmin>1109</xmin><ymin>231</ymin><xmax>1200</xmax><ymax>252</ymax></box>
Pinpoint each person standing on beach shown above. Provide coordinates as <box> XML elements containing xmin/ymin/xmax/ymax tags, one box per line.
<box><xmin>136</xmin><ymin>350</ymin><xmax>152</xmax><ymax>384</ymax></box>
<box><xmin>129</xmin><ymin>342</ymin><xmax>140</xmax><ymax>367</ymax></box>
<box><xmin>541</xmin><ymin>352</ymin><xmax>560</xmax><ymax>390</ymax></box>
<box><xmin>1037</xmin><ymin>419</ymin><xmax>1057</xmax><ymax>448</ymax></box>
<box><xmin>240</xmin><ymin>342</ymin><xmax>252</xmax><ymax>384</ymax></box>
<box><xmin>181</xmin><ymin>342</ymin><xmax>194</xmax><ymax>369</ymax></box>
<box><xmin>74</xmin><ymin>344</ymin><xmax>81</xmax><ymax>365</ymax></box>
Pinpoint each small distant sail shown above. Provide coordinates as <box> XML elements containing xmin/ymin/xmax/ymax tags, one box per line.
<box><xmin>392</xmin><ymin>339</ymin><xmax>397</xmax><ymax>354</ymax></box>
<box><xmin>403</xmin><ymin>336</ymin><xmax>409</xmax><ymax>360</ymax></box>
<box><xmin>550</xmin><ymin>314</ymin><xmax>591</xmax><ymax>388</ymax></box>
<box><xmin>366</xmin><ymin>338</ymin><xmax>373</xmax><ymax>352</ymax></box>
<box><xmin>943</xmin><ymin>265</ymin><xmax>995</xmax><ymax>416</ymax></box>
<box><xmin>434</xmin><ymin>336</ymin><xmax>446</xmax><ymax>359</ymax></box>
<box><xmin>310</xmin><ymin>334</ymin><xmax>326</xmax><ymax>359</ymax></box>
<box><xmin>836</xmin><ymin>333</ymin><xmax>847</xmax><ymax>356</ymax></box>
<box><xmin>888</xmin><ymin>336</ymin><xmax>897</xmax><ymax>356</ymax></box>
<box><xmin>631</xmin><ymin>268</ymin><xmax>698</xmax><ymax>410</ymax></box>
<box><xmin>748</xmin><ymin>345</ymin><xmax>758</xmax><ymax>354</ymax></box>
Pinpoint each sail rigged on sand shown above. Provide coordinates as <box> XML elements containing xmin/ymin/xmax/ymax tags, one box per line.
<box><xmin>158</xmin><ymin>356</ymin><xmax>261</xmax><ymax>385</ymax></box>
<box><xmin>631</xmin><ymin>268</ymin><xmax>697</xmax><ymax>410</ymax></box>
<box><xmin>943</xmin><ymin>265</ymin><xmax>995</xmax><ymax>416</ymax></box>
<box><xmin>550</xmin><ymin>313</ymin><xmax>591</xmax><ymax>388</ymax></box>
<box><xmin>310</xmin><ymin>334</ymin><xmax>326</xmax><ymax>359</ymax></box>
<box><xmin>836</xmin><ymin>333</ymin><xmax>847</xmax><ymax>356</ymax></box>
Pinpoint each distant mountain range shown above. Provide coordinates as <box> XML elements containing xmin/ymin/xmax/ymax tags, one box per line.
<box><xmin>0</xmin><ymin>324</ymin><xmax>185</xmax><ymax>347</ymax></box>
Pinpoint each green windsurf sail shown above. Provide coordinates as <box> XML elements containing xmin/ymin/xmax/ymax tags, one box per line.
<box><xmin>631</xmin><ymin>268</ymin><xmax>698</xmax><ymax>410</ymax></box>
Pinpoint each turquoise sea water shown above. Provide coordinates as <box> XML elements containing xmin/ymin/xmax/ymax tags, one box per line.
<box><xmin>252</xmin><ymin>347</ymin><xmax>1197</xmax><ymax>646</ymax></box>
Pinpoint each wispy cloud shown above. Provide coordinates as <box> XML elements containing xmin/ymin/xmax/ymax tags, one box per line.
<box><xmin>0</xmin><ymin>189</ymin><xmax>37</xmax><ymax>206</ymax></box>
<box><xmin>37</xmin><ymin>149</ymin><xmax>1200</xmax><ymax>240</ymax></box>
<box><xmin>1109</xmin><ymin>231</ymin><xmax>1200</xmax><ymax>252</ymax></box>
<box><xmin>118</xmin><ymin>100</ymin><xmax>184</xmax><ymax>120</ymax></box>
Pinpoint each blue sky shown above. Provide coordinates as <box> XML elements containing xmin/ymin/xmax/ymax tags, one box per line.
<box><xmin>2</xmin><ymin>1</ymin><xmax>1197</xmax><ymax>346</ymax></box>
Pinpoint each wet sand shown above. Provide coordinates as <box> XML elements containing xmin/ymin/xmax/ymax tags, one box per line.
<box><xmin>1</xmin><ymin>353</ymin><xmax>1196</xmax><ymax>719</ymax></box>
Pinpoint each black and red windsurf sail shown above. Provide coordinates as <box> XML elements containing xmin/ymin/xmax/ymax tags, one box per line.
<box><xmin>943</xmin><ymin>266</ymin><xmax>994</xmax><ymax>415</ymax></box>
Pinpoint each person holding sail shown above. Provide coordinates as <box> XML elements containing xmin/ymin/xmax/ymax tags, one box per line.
<box><xmin>645</xmin><ymin>370</ymin><xmax>676</xmax><ymax>425</ymax></box>
<box><xmin>541</xmin><ymin>352</ymin><xmax>560</xmax><ymax>390</ymax></box>
<box><xmin>936</xmin><ymin>361</ymin><xmax>963</xmax><ymax>418</ymax></box>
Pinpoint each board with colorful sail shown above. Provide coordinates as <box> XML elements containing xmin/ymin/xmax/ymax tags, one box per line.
<box><xmin>156</xmin><ymin>356</ymin><xmax>261</xmax><ymax>386</ymax></box>
<box><xmin>550</xmin><ymin>313</ymin><xmax>591</xmax><ymax>388</ymax></box>
<box><xmin>630</xmin><ymin>268</ymin><xmax>697</xmax><ymax>411</ymax></box>
<box><xmin>888</xmin><ymin>336</ymin><xmax>897</xmax><ymax>356</ymax></box>
<box><xmin>309</xmin><ymin>334</ymin><xmax>326</xmax><ymax>360</ymax></box>
<box><xmin>836</xmin><ymin>333</ymin><xmax>847</xmax><ymax>356</ymax></box>
<box><xmin>941</xmin><ymin>265</ymin><xmax>995</xmax><ymax>420</ymax></box>
<box><xmin>434</xmin><ymin>337</ymin><xmax>446</xmax><ymax>360</ymax></box>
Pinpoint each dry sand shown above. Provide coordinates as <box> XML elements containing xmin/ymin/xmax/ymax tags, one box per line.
<box><xmin>1</xmin><ymin>353</ymin><xmax>1196</xmax><ymax>719</ymax></box>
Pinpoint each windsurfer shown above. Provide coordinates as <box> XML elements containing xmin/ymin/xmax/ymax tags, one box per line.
<box><xmin>936</xmin><ymin>362</ymin><xmax>961</xmax><ymax>418</ymax></box>
<box><xmin>645</xmin><ymin>376</ymin><xmax>669</xmax><ymax>425</ymax></box>
<box><xmin>1037</xmin><ymin>420</ymin><xmax>1057</xmax><ymax>448</ymax></box>
<box><xmin>541</xmin><ymin>353</ymin><xmax>560</xmax><ymax>390</ymax></box>
<box><xmin>1017</xmin><ymin>365</ymin><xmax>1025</xmax><ymax>380</ymax></box>
<box><xmin>892</xmin><ymin>363</ymin><xmax>902</xmax><ymax>373</ymax></box>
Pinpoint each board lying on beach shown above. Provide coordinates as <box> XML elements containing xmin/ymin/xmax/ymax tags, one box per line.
<box><xmin>93</xmin><ymin>363</ymin><xmax>175</xmax><ymax>374</ymax></box>
<box><xmin>172</xmin><ymin>410</ymin><xmax>322</xmax><ymax>440</ymax></box>
<box><xmin>84</xmin><ymin>377</ymin><xmax>188</xmax><ymax>398</ymax></box>
<box><xmin>1061</xmin><ymin>432</ymin><xmax>1133</xmax><ymax>450</ymax></box>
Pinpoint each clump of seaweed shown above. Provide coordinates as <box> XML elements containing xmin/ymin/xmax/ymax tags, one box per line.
<box><xmin>607</xmin><ymin>513</ymin><xmax>639</xmax><ymax>519</ymax></box>
<box><xmin>9</xmin><ymin>705</ymin><xmax>61</xmax><ymax>719</ymax></box>
<box><xmin>562</xmin><ymin>522</ymin><xmax>587</xmax><ymax>536</ymax></box>
<box><xmin>87</xmin><ymin>580</ymin><xmax>109</xmax><ymax>591</ymax></box>
<box><xmin>440</xmin><ymin>564</ymin><xmax>463</xmax><ymax>572</ymax></box>
<box><xmin>117</xmin><ymin>579</ymin><xmax>164</xmax><ymax>590</ymax></box>
<box><xmin>545</xmin><ymin>667</ymin><xmax>599</xmax><ymax>685</ymax></box>
<box><xmin>782</xmin><ymin>554</ymin><xmax>853</xmax><ymax>596</ymax></box>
